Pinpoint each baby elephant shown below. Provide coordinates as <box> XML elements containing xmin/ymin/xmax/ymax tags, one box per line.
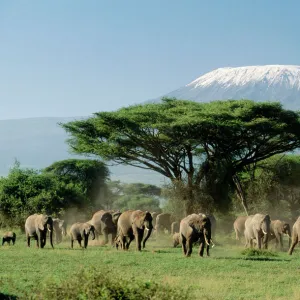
<box><xmin>173</xmin><ymin>232</ymin><xmax>181</xmax><ymax>247</ymax></box>
<box><xmin>69</xmin><ymin>222</ymin><xmax>95</xmax><ymax>249</ymax></box>
<box><xmin>114</xmin><ymin>235</ymin><xmax>123</xmax><ymax>250</ymax></box>
<box><xmin>2</xmin><ymin>231</ymin><xmax>16</xmax><ymax>246</ymax></box>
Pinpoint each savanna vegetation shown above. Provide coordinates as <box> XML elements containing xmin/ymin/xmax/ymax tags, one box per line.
<box><xmin>1</xmin><ymin>99</ymin><xmax>300</xmax><ymax>299</ymax></box>
<box><xmin>0</xmin><ymin>233</ymin><xmax>299</xmax><ymax>299</ymax></box>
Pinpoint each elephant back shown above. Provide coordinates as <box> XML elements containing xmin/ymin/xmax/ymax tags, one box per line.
<box><xmin>3</xmin><ymin>231</ymin><xmax>15</xmax><ymax>238</ymax></box>
<box><xmin>234</xmin><ymin>215</ymin><xmax>248</xmax><ymax>232</ymax></box>
<box><xmin>89</xmin><ymin>210</ymin><xmax>107</xmax><ymax>233</ymax></box>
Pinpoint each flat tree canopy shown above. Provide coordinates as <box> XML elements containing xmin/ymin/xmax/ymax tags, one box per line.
<box><xmin>61</xmin><ymin>99</ymin><xmax>300</xmax><ymax>214</ymax></box>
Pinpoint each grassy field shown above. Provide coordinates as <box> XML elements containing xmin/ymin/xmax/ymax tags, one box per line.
<box><xmin>0</xmin><ymin>230</ymin><xmax>299</xmax><ymax>299</ymax></box>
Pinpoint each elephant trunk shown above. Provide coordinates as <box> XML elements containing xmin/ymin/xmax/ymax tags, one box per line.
<box><xmin>49</xmin><ymin>228</ymin><xmax>54</xmax><ymax>249</ymax></box>
<box><xmin>203</xmin><ymin>229</ymin><xmax>211</xmax><ymax>246</ymax></box>
<box><xmin>91</xmin><ymin>229</ymin><xmax>95</xmax><ymax>240</ymax></box>
<box><xmin>142</xmin><ymin>226</ymin><xmax>153</xmax><ymax>249</ymax></box>
<box><xmin>262</xmin><ymin>221</ymin><xmax>270</xmax><ymax>249</ymax></box>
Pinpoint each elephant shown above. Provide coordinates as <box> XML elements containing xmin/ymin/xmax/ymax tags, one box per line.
<box><xmin>244</xmin><ymin>213</ymin><xmax>271</xmax><ymax>249</ymax></box>
<box><xmin>233</xmin><ymin>215</ymin><xmax>249</xmax><ymax>241</ymax></box>
<box><xmin>88</xmin><ymin>210</ymin><xmax>121</xmax><ymax>245</ymax></box>
<box><xmin>2</xmin><ymin>231</ymin><xmax>16</xmax><ymax>246</ymax></box>
<box><xmin>171</xmin><ymin>221</ymin><xmax>179</xmax><ymax>235</ymax></box>
<box><xmin>25</xmin><ymin>214</ymin><xmax>54</xmax><ymax>248</ymax></box>
<box><xmin>269</xmin><ymin>220</ymin><xmax>291</xmax><ymax>250</ymax></box>
<box><xmin>117</xmin><ymin>210</ymin><xmax>153</xmax><ymax>251</ymax></box>
<box><xmin>69</xmin><ymin>222</ymin><xmax>95</xmax><ymax>248</ymax></box>
<box><xmin>172</xmin><ymin>232</ymin><xmax>181</xmax><ymax>247</ymax></box>
<box><xmin>53</xmin><ymin>218</ymin><xmax>67</xmax><ymax>244</ymax></box>
<box><xmin>288</xmin><ymin>217</ymin><xmax>300</xmax><ymax>255</ymax></box>
<box><xmin>180</xmin><ymin>213</ymin><xmax>212</xmax><ymax>257</ymax></box>
<box><xmin>156</xmin><ymin>213</ymin><xmax>173</xmax><ymax>234</ymax></box>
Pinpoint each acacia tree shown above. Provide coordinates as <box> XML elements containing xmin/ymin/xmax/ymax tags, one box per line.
<box><xmin>61</xmin><ymin>99</ymin><xmax>300</xmax><ymax>215</ymax></box>
<box><xmin>44</xmin><ymin>159</ymin><xmax>110</xmax><ymax>208</ymax></box>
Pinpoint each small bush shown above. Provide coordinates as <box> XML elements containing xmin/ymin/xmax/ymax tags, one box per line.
<box><xmin>32</xmin><ymin>267</ymin><xmax>190</xmax><ymax>300</ymax></box>
<box><xmin>241</xmin><ymin>248</ymin><xmax>278</xmax><ymax>257</ymax></box>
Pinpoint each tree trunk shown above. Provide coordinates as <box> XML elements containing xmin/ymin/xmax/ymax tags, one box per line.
<box><xmin>184</xmin><ymin>184</ymin><xmax>196</xmax><ymax>216</ymax></box>
<box><xmin>232</xmin><ymin>175</ymin><xmax>249</xmax><ymax>216</ymax></box>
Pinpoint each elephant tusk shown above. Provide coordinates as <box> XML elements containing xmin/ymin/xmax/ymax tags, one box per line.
<box><xmin>203</xmin><ymin>233</ymin><xmax>210</xmax><ymax>246</ymax></box>
<box><xmin>262</xmin><ymin>229</ymin><xmax>267</xmax><ymax>235</ymax></box>
<box><xmin>210</xmin><ymin>239</ymin><xmax>215</xmax><ymax>248</ymax></box>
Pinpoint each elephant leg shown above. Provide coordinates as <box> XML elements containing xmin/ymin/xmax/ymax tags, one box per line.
<box><xmin>41</xmin><ymin>233</ymin><xmax>46</xmax><ymax>249</ymax></box>
<box><xmin>78</xmin><ymin>239</ymin><xmax>82</xmax><ymax>248</ymax></box>
<box><xmin>249</xmin><ymin>238</ymin><xmax>254</xmax><ymax>248</ymax></box>
<box><xmin>256</xmin><ymin>234</ymin><xmax>262</xmax><ymax>249</ymax></box>
<box><xmin>127</xmin><ymin>234</ymin><xmax>135</xmax><ymax>250</ymax></box>
<box><xmin>186</xmin><ymin>238</ymin><xmax>193</xmax><ymax>257</ymax></box>
<box><xmin>84</xmin><ymin>236</ymin><xmax>88</xmax><ymax>248</ymax></box>
<box><xmin>103</xmin><ymin>231</ymin><xmax>109</xmax><ymax>245</ymax></box>
<box><xmin>279</xmin><ymin>235</ymin><xmax>283</xmax><ymax>250</ymax></box>
<box><xmin>136</xmin><ymin>229</ymin><xmax>143</xmax><ymax>251</ymax></box>
<box><xmin>235</xmin><ymin>229</ymin><xmax>239</xmax><ymax>240</ymax></box>
<box><xmin>288</xmin><ymin>236</ymin><xmax>298</xmax><ymax>255</ymax></box>
<box><xmin>2</xmin><ymin>238</ymin><xmax>4</xmax><ymax>246</ymax></box>
<box><xmin>41</xmin><ymin>236</ymin><xmax>45</xmax><ymax>248</ymax></box>
<box><xmin>71</xmin><ymin>239</ymin><xmax>74</xmax><ymax>249</ymax></box>
<box><xmin>111</xmin><ymin>231</ymin><xmax>116</xmax><ymax>246</ymax></box>
<box><xmin>26</xmin><ymin>233</ymin><xmax>30</xmax><ymax>247</ymax></box>
<box><xmin>206</xmin><ymin>244</ymin><xmax>210</xmax><ymax>257</ymax></box>
<box><xmin>35</xmin><ymin>234</ymin><xmax>40</xmax><ymax>248</ymax></box>
<box><xmin>181</xmin><ymin>235</ymin><xmax>187</xmax><ymax>255</ymax></box>
<box><xmin>199</xmin><ymin>242</ymin><xmax>205</xmax><ymax>257</ymax></box>
<box><xmin>120</xmin><ymin>235</ymin><xmax>126</xmax><ymax>250</ymax></box>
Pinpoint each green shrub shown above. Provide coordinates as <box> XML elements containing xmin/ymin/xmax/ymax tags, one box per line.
<box><xmin>241</xmin><ymin>248</ymin><xmax>278</xmax><ymax>257</ymax></box>
<box><xmin>32</xmin><ymin>267</ymin><xmax>190</xmax><ymax>300</ymax></box>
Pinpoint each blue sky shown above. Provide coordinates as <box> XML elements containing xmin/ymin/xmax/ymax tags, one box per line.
<box><xmin>1</xmin><ymin>0</ymin><xmax>300</xmax><ymax>119</ymax></box>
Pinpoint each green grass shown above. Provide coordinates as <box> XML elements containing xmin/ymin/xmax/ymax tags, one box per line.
<box><xmin>0</xmin><ymin>232</ymin><xmax>298</xmax><ymax>299</ymax></box>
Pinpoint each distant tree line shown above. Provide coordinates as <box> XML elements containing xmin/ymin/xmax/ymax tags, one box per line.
<box><xmin>1</xmin><ymin>98</ymin><xmax>300</xmax><ymax>228</ymax></box>
<box><xmin>0</xmin><ymin>159</ymin><xmax>162</xmax><ymax>227</ymax></box>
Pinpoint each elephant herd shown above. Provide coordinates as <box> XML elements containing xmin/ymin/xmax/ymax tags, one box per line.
<box><xmin>3</xmin><ymin>210</ymin><xmax>300</xmax><ymax>257</ymax></box>
<box><xmin>233</xmin><ymin>213</ymin><xmax>300</xmax><ymax>255</ymax></box>
<box><xmin>1</xmin><ymin>210</ymin><xmax>215</xmax><ymax>258</ymax></box>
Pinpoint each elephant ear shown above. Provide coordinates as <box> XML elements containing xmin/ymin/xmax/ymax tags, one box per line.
<box><xmin>37</xmin><ymin>216</ymin><xmax>45</xmax><ymax>231</ymax></box>
<box><xmin>145</xmin><ymin>211</ymin><xmax>152</xmax><ymax>222</ymax></box>
<box><xmin>101</xmin><ymin>212</ymin><xmax>113</xmax><ymax>225</ymax></box>
<box><xmin>133</xmin><ymin>212</ymin><xmax>146</xmax><ymax>229</ymax></box>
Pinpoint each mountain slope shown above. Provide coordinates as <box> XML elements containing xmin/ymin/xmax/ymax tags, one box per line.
<box><xmin>157</xmin><ymin>65</ymin><xmax>300</xmax><ymax>110</ymax></box>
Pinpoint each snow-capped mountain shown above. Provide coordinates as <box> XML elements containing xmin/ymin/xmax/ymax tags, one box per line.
<box><xmin>155</xmin><ymin>65</ymin><xmax>300</xmax><ymax>110</ymax></box>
